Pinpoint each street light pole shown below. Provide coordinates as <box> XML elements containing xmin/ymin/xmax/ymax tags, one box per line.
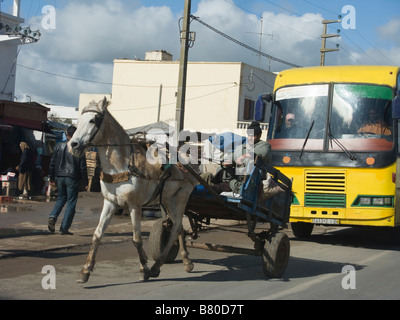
<box><xmin>175</xmin><ymin>0</ymin><xmax>191</xmax><ymax>135</ymax></box>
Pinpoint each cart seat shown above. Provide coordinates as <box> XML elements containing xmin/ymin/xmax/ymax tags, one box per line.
<box><xmin>219</xmin><ymin>191</ymin><xmax>242</xmax><ymax>202</ymax></box>
<box><xmin>191</xmin><ymin>185</ymin><xmax>242</xmax><ymax>203</ymax></box>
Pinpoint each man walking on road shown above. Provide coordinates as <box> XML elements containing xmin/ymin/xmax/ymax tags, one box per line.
<box><xmin>48</xmin><ymin>126</ymin><xmax>88</xmax><ymax>235</ymax></box>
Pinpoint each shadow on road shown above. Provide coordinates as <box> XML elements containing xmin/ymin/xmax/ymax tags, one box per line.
<box><xmin>81</xmin><ymin>252</ymin><xmax>362</xmax><ymax>289</ymax></box>
<box><xmin>290</xmin><ymin>226</ymin><xmax>400</xmax><ymax>251</ymax></box>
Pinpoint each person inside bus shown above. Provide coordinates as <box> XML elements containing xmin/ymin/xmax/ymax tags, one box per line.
<box><xmin>358</xmin><ymin>108</ymin><xmax>391</xmax><ymax>135</ymax></box>
<box><xmin>278</xmin><ymin>113</ymin><xmax>305</xmax><ymax>138</ymax></box>
<box><xmin>285</xmin><ymin>113</ymin><xmax>298</xmax><ymax>135</ymax></box>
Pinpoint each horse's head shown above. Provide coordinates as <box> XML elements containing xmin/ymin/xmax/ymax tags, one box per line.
<box><xmin>68</xmin><ymin>97</ymin><xmax>109</xmax><ymax>157</ymax></box>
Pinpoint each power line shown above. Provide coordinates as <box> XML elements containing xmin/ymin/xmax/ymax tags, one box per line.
<box><xmin>234</xmin><ymin>0</ymin><xmax>396</xmax><ymax>66</ymax></box>
<box><xmin>191</xmin><ymin>15</ymin><xmax>302</xmax><ymax>68</ymax></box>
<box><xmin>17</xmin><ymin>63</ymin><xmax>237</xmax><ymax>88</ymax></box>
<box><xmin>354</xmin><ymin>29</ymin><xmax>396</xmax><ymax>65</ymax></box>
<box><xmin>302</xmin><ymin>0</ymin><xmax>396</xmax><ymax>65</ymax></box>
<box><xmin>337</xmin><ymin>44</ymin><xmax>363</xmax><ymax>65</ymax></box>
<box><xmin>223</xmin><ymin>0</ymin><xmax>322</xmax><ymax>40</ymax></box>
<box><xmin>17</xmin><ymin>63</ymin><xmax>111</xmax><ymax>85</ymax></box>
<box><xmin>301</xmin><ymin>0</ymin><xmax>337</xmax><ymax>16</ymax></box>
<box><xmin>111</xmin><ymin>83</ymin><xmax>238</xmax><ymax>112</ymax></box>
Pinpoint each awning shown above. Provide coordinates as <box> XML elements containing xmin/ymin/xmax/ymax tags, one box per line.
<box><xmin>2</xmin><ymin>117</ymin><xmax>44</xmax><ymax>131</ymax></box>
<box><xmin>126</xmin><ymin>121</ymin><xmax>175</xmax><ymax>137</ymax></box>
<box><xmin>47</xmin><ymin>120</ymin><xmax>68</xmax><ymax>130</ymax></box>
<box><xmin>0</xmin><ymin>100</ymin><xmax>49</xmax><ymax>132</ymax></box>
<box><xmin>0</xmin><ymin>119</ymin><xmax>13</xmax><ymax>131</ymax></box>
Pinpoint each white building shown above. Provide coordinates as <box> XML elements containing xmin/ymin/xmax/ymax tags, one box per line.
<box><xmin>45</xmin><ymin>104</ymin><xmax>80</xmax><ymax>125</ymax></box>
<box><xmin>80</xmin><ymin>51</ymin><xmax>276</xmax><ymax>137</ymax></box>
<box><xmin>0</xmin><ymin>2</ymin><xmax>24</xmax><ymax>101</ymax></box>
<box><xmin>0</xmin><ymin>0</ymin><xmax>40</xmax><ymax>101</ymax></box>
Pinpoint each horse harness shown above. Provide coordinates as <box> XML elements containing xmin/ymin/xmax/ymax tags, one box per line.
<box><xmin>81</xmin><ymin>107</ymin><xmax>144</xmax><ymax>181</ymax></box>
<box><xmin>80</xmin><ymin>107</ymin><xmax>179</xmax><ymax>206</ymax></box>
<box><xmin>81</xmin><ymin>108</ymin><xmax>105</xmax><ymax>144</ymax></box>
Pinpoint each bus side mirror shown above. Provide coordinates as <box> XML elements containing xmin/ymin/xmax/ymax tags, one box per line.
<box><xmin>393</xmin><ymin>91</ymin><xmax>400</xmax><ymax>119</ymax></box>
<box><xmin>261</xmin><ymin>93</ymin><xmax>272</xmax><ymax>103</ymax></box>
<box><xmin>255</xmin><ymin>93</ymin><xmax>272</xmax><ymax>121</ymax></box>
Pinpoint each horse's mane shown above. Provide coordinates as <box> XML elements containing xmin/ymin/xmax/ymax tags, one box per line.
<box><xmin>82</xmin><ymin>99</ymin><xmax>110</xmax><ymax>114</ymax></box>
<box><xmin>104</xmin><ymin>109</ymin><xmax>127</xmax><ymax>137</ymax></box>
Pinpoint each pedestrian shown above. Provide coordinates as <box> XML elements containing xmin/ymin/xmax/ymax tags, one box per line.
<box><xmin>17</xmin><ymin>142</ymin><xmax>34</xmax><ymax>198</ymax></box>
<box><xmin>48</xmin><ymin>126</ymin><xmax>88</xmax><ymax>235</ymax></box>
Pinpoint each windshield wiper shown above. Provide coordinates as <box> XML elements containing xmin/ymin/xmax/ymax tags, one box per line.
<box><xmin>328</xmin><ymin>132</ymin><xmax>357</xmax><ymax>161</ymax></box>
<box><xmin>299</xmin><ymin>120</ymin><xmax>314</xmax><ymax>159</ymax></box>
<box><xmin>325</xmin><ymin>111</ymin><xmax>357</xmax><ymax>161</ymax></box>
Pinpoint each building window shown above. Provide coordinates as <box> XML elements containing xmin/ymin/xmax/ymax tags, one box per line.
<box><xmin>243</xmin><ymin>98</ymin><xmax>254</xmax><ymax>120</ymax></box>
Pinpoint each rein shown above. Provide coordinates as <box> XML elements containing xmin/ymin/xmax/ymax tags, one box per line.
<box><xmin>79</xmin><ymin>108</ymin><xmax>193</xmax><ymax>188</ymax></box>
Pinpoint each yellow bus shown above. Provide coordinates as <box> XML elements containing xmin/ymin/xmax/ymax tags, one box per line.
<box><xmin>257</xmin><ymin>65</ymin><xmax>400</xmax><ymax>238</ymax></box>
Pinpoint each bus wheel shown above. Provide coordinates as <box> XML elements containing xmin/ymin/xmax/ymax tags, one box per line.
<box><xmin>291</xmin><ymin>222</ymin><xmax>313</xmax><ymax>239</ymax></box>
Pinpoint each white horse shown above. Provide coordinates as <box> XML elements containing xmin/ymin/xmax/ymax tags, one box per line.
<box><xmin>69</xmin><ymin>97</ymin><xmax>198</xmax><ymax>283</ymax></box>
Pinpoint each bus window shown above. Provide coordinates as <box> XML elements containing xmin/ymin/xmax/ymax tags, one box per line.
<box><xmin>330</xmin><ymin>84</ymin><xmax>393</xmax><ymax>151</ymax></box>
<box><xmin>270</xmin><ymin>84</ymin><xmax>328</xmax><ymax>150</ymax></box>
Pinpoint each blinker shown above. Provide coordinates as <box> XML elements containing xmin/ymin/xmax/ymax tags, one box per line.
<box><xmin>94</xmin><ymin>114</ymin><xmax>104</xmax><ymax>128</ymax></box>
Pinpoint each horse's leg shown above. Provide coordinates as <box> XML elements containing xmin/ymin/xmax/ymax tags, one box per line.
<box><xmin>178</xmin><ymin>225</ymin><xmax>194</xmax><ymax>273</ymax></box>
<box><xmin>149</xmin><ymin>193</ymin><xmax>192</xmax><ymax>278</ymax></box>
<box><xmin>77</xmin><ymin>199</ymin><xmax>116</xmax><ymax>283</ymax></box>
<box><xmin>129</xmin><ymin>204</ymin><xmax>150</xmax><ymax>281</ymax></box>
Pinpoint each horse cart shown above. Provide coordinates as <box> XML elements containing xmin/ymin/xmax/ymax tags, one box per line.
<box><xmin>149</xmin><ymin>159</ymin><xmax>293</xmax><ymax>278</ymax></box>
<box><xmin>71</xmin><ymin>99</ymin><xmax>292</xmax><ymax>283</ymax></box>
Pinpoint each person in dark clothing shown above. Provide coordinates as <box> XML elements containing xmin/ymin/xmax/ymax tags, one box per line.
<box><xmin>17</xmin><ymin>142</ymin><xmax>34</xmax><ymax>197</ymax></box>
<box><xmin>48</xmin><ymin>126</ymin><xmax>88</xmax><ymax>235</ymax></box>
<box><xmin>201</xmin><ymin>121</ymin><xmax>271</xmax><ymax>194</ymax></box>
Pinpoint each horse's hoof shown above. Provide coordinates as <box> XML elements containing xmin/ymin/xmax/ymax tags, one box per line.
<box><xmin>77</xmin><ymin>272</ymin><xmax>90</xmax><ymax>283</ymax></box>
<box><xmin>150</xmin><ymin>267</ymin><xmax>160</xmax><ymax>278</ymax></box>
<box><xmin>185</xmin><ymin>262</ymin><xmax>194</xmax><ymax>273</ymax></box>
<box><xmin>139</xmin><ymin>271</ymin><xmax>150</xmax><ymax>282</ymax></box>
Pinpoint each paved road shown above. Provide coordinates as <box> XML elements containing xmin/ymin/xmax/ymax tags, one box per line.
<box><xmin>1</xmin><ymin>192</ymin><xmax>400</xmax><ymax>301</ymax></box>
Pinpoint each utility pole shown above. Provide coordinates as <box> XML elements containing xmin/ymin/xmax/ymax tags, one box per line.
<box><xmin>175</xmin><ymin>0</ymin><xmax>191</xmax><ymax>134</ymax></box>
<box><xmin>320</xmin><ymin>19</ymin><xmax>341</xmax><ymax>66</ymax></box>
<box><xmin>157</xmin><ymin>84</ymin><xmax>162</xmax><ymax>122</ymax></box>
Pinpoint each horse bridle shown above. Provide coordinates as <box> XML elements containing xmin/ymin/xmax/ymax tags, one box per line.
<box><xmin>81</xmin><ymin>108</ymin><xmax>105</xmax><ymax>144</ymax></box>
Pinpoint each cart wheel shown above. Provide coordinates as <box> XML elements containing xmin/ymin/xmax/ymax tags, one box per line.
<box><xmin>262</xmin><ymin>232</ymin><xmax>290</xmax><ymax>278</ymax></box>
<box><xmin>149</xmin><ymin>218</ymin><xmax>179</xmax><ymax>263</ymax></box>
<box><xmin>291</xmin><ymin>222</ymin><xmax>314</xmax><ymax>239</ymax></box>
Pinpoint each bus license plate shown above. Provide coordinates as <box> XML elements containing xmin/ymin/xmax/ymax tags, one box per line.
<box><xmin>312</xmin><ymin>218</ymin><xmax>339</xmax><ymax>225</ymax></box>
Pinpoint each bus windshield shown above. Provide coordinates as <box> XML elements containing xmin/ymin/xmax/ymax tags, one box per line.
<box><xmin>269</xmin><ymin>84</ymin><xmax>394</xmax><ymax>152</ymax></box>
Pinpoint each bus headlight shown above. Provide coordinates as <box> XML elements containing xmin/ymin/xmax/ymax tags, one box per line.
<box><xmin>359</xmin><ymin>197</ymin><xmax>371</xmax><ymax>205</ymax></box>
<box><xmin>353</xmin><ymin>196</ymin><xmax>393</xmax><ymax>207</ymax></box>
<box><xmin>384</xmin><ymin>197</ymin><xmax>393</xmax><ymax>205</ymax></box>
<box><xmin>372</xmin><ymin>197</ymin><xmax>384</xmax><ymax>206</ymax></box>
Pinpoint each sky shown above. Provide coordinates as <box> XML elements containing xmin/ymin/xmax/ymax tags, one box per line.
<box><xmin>1</xmin><ymin>0</ymin><xmax>399</xmax><ymax>107</ymax></box>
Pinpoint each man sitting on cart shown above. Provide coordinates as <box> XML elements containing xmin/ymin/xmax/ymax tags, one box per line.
<box><xmin>201</xmin><ymin>121</ymin><xmax>271</xmax><ymax>194</ymax></box>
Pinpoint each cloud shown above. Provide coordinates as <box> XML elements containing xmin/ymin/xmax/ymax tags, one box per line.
<box><xmin>378</xmin><ymin>18</ymin><xmax>400</xmax><ymax>46</ymax></box>
<box><xmin>14</xmin><ymin>0</ymin><xmax>400</xmax><ymax>107</ymax></box>
<box><xmin>25</xmin><ymin>0</ymin><xmax>179</xmax><ymax>62</ymax></box>
<box><xmin>191</xmin><ymin>1</ymin><xmax>323</xmax><ymax>69</ymax></box>
<box><xmin>16</xmin><ymin>0</ymin><xmax>179</xmax><ymax>106</ymax></box>
<box><xmin>335</xmin><ymin>18</ymin><xmax>400</xmax><ymax>66</ymax></box>
<box><xmin>259</xmin><ymin>11</ymin><xmax>323</xmax><ymax>67</ymax></box>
